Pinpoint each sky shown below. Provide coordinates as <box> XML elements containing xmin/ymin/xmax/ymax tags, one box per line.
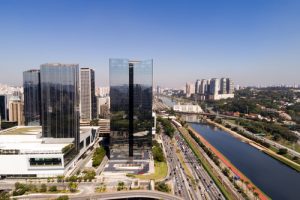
<box><xmin>0</xmin><ymin>0</ymin><xmax>299</xmax><ymax>88</ymax></box>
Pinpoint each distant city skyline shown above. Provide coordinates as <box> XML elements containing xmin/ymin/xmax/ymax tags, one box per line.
<box><xmin>0</xmin><ymin>0</ymin><xmax>300</xmax><ymax>88</ymax></box>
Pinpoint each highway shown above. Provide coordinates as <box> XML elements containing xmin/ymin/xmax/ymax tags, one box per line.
<box><xmin>14</xmin><ymin>190</ymin><xmax>184</xmax><ymax>200</ymax></box>
<box><xmin>174</xmin><ymin>131</ymin><xmax>225</xmax><ymax>200</ymax></box>
<box><xmin>161</xmin><ymin>133</ymin><xmax>193</xmax><ymax>200</ymax></box>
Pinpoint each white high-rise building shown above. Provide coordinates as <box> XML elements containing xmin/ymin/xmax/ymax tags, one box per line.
<box><xmin>226</xmin><ymin>78</ymin><xmax>234</xmax><ymax>94</ymax></box>
<box><xmin>200</xmin><ymin>79</ymin><xmax>209</xmax><ymax>94</ymax></box>
<box><xmin>195</xmin><ymin>80</ymin><xmax>201</xmax><ymax>94</ymax></box>
<box><xmin>209</xmin><ymin>78</ymin><xmax>220</xmax><ymax>95</ymax></box>
<box><xmin>9</xmin><ymin>96</ymin><xmax>24</xmax><ymax>126</ymax></box>
<box><xmin>220</xmin><ymin>78</ymin><xmax>227</xmax><ymax>94</ymax></box>
<box><xmin>186</xmin><ymin>83</ymin><xmax>195</xmax><ymax>98</ymax></box>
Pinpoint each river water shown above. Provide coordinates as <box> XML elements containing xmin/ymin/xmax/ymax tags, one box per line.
<box><xmin>190</xmin><ymin>123</ymin><xmax>300</xmax><ymax>200</ymax></box>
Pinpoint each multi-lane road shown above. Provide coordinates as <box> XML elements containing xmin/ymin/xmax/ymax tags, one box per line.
<box><xmin>161</xmin><ymin>128</ymin><xmax>225</xmax><ymax>200</ymax></box>
<box><xmin>14</xmin><ymin>190</ymin><xmax>184</xmax><ymax>200</ymax></box>
<box><xmin>161</xmin><ymin>133</ymin><xmax>192</xmax><ymax>199</ymax></box>
<box><xmin>174</xmin><ymin>131</ymin><xmax>225</xmax><ymax>200</ymax></box>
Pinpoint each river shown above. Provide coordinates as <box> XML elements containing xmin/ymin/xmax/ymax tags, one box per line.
<box><xmin>189</xmin><ymin>122</ymin><xmax>300</xmax><ymax>200</ymax></box>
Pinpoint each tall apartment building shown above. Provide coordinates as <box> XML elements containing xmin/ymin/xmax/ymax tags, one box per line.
<box><xmin>97</xmin><ymin>96</ymin><xmax>110</xmax><ymax>119</ymax></box>
<box><xmin>40</xmin><ymin>63</ymin><xmax>80</xmax><ymax>151</ymax></box>
<box><xmin>200</xmin><ymin>79</ymin><xmax>209</xmax><ymax>94</ymax></box>
<box><xmin>209</xmin><ymin>78</ymin><xmax>220</xmax><ymax>95</ymax></box>
<box><xmin>195</xmin><ymin>79</ymin><xmax>201</xmax><ymax>94</ymax></box>
<box><xmin>80</xmin><ymin>68</ymin><xmax>96</xmax><ymax>122</ymax></box>
<box><xmin>110</xmin><ymin>58</ymin><xmax>153</xmax><ymax>159</ymax></box>
<box><xmin>23</xmin><ymin>69</ymin><xmax>41</xmax><ymax>126</ymax></box>
<box><xmin>8</xmin><ymin>97</ymin><xmax>24</xmax><ymax>125</ymax></box>
<box><xmin>220</xmin><ymin>78</ymin><xmax>227</xmax><ymax>94</ymax></box>
<box><xmin>226</xmin><ymin>78</ymin><xmax>234</xmax><ymax>94</ymax></box>
<box><xmin>186</xmin><ymin>82</ymin><xmax>195</xmax><ymax>98</ymax></box>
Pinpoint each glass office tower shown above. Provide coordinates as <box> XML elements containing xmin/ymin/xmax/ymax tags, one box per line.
<box><xmin>110</xmin><ymin>59</ymin><xmax>153</xmax><ymax>159</ymax></box>
<box><xmin>23</xmin><ymin>70</ymin><xmax>41</xmax><ymax>126</ymax></box>
<box><xmin>40</xmin><ymin>63</ymin><xmax>80</xmax><ymax>151</ymax></box>
<box><xmin>0</xmin><ymin>95</ymin><xmax>8</xmax><ymax>121</ymax></box>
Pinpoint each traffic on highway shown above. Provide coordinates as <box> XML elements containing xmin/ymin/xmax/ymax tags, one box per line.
<box><xmin>161</xmin><ymin>127</ymin><xmax>225</xmax><ymax>200</ymax></box>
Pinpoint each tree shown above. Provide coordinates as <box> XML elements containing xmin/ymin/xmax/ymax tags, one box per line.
<box><xmin>254</xmin><ymin>192</ymin><xmax>259</xmax><ymax>200</ymax></box>
<box><xmin>155</xmin><ymin>182</ymin><xmax>170</xmax><ymax>193</ymax></box>
<box><xmin>40</xmin><ymin>184</ymin><xmax>47</xmax><ymax>193</ymax></box>
<box><xmin>49</xmin><ymin>185</ymin><xmax>57</xmax><ymax>192</ymax></box>
<box><xmin>68</xmin><ymin>175</ymin><xmax>78</xmax><ymax>182</ymax></box>
<box><xmin>152</xmin><ymin>145</ymin><xmax>165</xmax><ymax>162</ymax></box>
<box><xmin>278</xmin><ymin>148</ymin><xmax>288</xmax><ymax>155</ymax></box>
<box><xmin>83</xmin><ymin>169</ymin><xmax>96</xmax><ymax>181</ymax></box>
<box><xmin>156</xmin><ymin>126</ymin><xmax>161</xmax><ymax>134</ymax></box>
<box><xmin>0</xmin><ymin>191</ymin><xmax>10</xmax><ymax>200</ymax></box>
<box><xmin>68</xmin><ymin>182</ymin><xmax>78</xmax><ymax>193</ymax></box>
<box><xmin>57</xmin><ymin>175</ymin><xmax>64</xmax><ymax>183</ymax></box>
<box><xmin>222</xmin><ymin>168</ymin><xmax>230</xmax><ymax>177</ymax></box>
<box><xmin>245</xmin><ymin>180</ymin><xmax>250</xmax><ymax>194</ymax></box>
<box><xmin>117</xmin><ymin>181</ymin><xmax>125</xmax><ymax>191</ymax></box>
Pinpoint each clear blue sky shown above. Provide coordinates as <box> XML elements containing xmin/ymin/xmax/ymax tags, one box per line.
<box><xmin>0</xmin><ymin>0</ymin><xmax>299</xmax><ymax>88</ymax></box>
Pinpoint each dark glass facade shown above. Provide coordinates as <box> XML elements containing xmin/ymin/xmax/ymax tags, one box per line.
<box><xmin>23</xmin><ymin>70</ymin><xmax>41</xmax><ymax>126</ymax></box>
<box><xmin>40</xmin><ymin>63</ymin><xmax>80</xmax><ymax>151</ymax></box>
<box><xmin>0</xmin><ymin>95</ymin><xmax>8</xmax><ymax>121</ymax></box>
<box><xmin>110</xmin><ymin>59</ymin><xmax>153</xmax><ymax>159</ymax></box>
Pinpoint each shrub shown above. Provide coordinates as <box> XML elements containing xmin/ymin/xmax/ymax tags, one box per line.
<box><xmin>278</xmin><ymin>148</ymin><xmax>288</xmax><ymax>155</ymax></box>
<box><xmin>49</xmin><ymin>185</ymin><xmax>57</xmax><ymax>192</ymax></box>
<box><xmin>92</xmin><ymin>147</ymin><xmax>106</xmax><ymax>167</ymax></box>
<box><xmin>56</xmin><ymin>195</ymin><xmax>69</xmax><ymax>200</ymax></box>
<box><xmin>40</xmin><ymin>184</ymin><xmax>47</xmax><ymax>193</ymax></box>
<box><xmin>155</xmin><ymin>182</ymin><xmax>170</xmax><ymax>193</ymax></box>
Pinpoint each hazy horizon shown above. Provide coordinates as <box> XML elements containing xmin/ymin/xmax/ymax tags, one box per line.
<box><xmin>0</xmin><ymin>0</ymin><xmax>299</xmax><ymax>88</ymax></box>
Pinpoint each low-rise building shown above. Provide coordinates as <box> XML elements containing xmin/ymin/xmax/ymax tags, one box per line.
<box><xmin>173</xmin><ymin>104</ymin><xmax>203</xmax><ymax>113</ymax></box>
<box><xmin>209</xmin><ymin>93</ymin><xmax>234</xmax><ymax>100</ymax></box>
<box><xmin>0</xmin><ymin>126</ymin><xmax>99</xmax><ymax>178</ymax></box>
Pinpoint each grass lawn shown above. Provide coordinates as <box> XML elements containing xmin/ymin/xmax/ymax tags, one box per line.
<box><xmin>134</xmin><ymin>161</ymin><xmax>168</xmax><ymax>181</ymax></box>
<box><xmin>226</xmin><ymin>119</ymin><xmax>237</xmax><ymax>124</ymax></box>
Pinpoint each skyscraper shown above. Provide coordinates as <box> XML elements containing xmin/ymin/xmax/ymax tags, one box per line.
<box><xmin>226</xmin><ymin>78</ymin><xmax>234</xmax><ymax>94</ymax></box>
<box><xmin>40</xmin><ymin>63</ymin><xmax>80</xmax><ymax>151</ymax></box>
<box><xmin>220</xmin><ymin>78</ymin><xmax>227</xmax><ymax>94</ymax></box>
<box><xmin>200</xmin><ymin>79</ymin><xmax>209</xmax><ymax>95</ymax></box>
<box><xmin>110</xmin><ymin>58</ymin><xmax>153</xmax><ymax>159</ymax></box>
<box><xmin>9</xmin><ymin>96</ymin><xmax>24</xmax><ymax>126</ymax></box>
<box><xmin>0</xmin><ymin>95</ymin><xmax>8</xmax><ymax>121</ymax></box>
<box><xmin>23</xmin><ymin>69</ymin><xmax>41</xmax><ymax>126</ymax></box>
<box><xmin>186</xmin><ymin>82</ymin><xmax>195</xmax><ymax>98</ymax></box>
<box><xmin>80</xmin><ymin>68</ymin><xmax>96</xmax><ymax>121</ymax></box>
<box><xmin>210</xmin><ymin>78</ymin><xmax>220</xmax><ymax>95</ymax></box>
<box><xmin>195</xmin><ymin>79</ymin><xmax>201</xmax><ymax>94</ymax></box>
